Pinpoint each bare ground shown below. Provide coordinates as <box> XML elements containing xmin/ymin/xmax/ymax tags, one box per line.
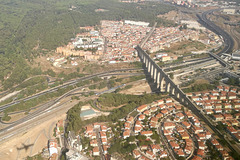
<box><xmin>0</xmin><ymin>114</ymin><xmax>66</xmax><ymax>160</ymax></box>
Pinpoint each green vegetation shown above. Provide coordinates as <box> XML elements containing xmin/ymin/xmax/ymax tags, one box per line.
<box><xmin>26</xmin><ymin>153</ymin><xmax>44</xmax><ymax>160</ymax></box>
<box><xmin>4</xmin><ymin>85</ymin><xmax>74</xmax><ymax>113</ymax></box>
<box><xmin>66</xmin><ymin>93</ymin><xmax>165</xmax><ymax>134</ymax></box>
<box><xmin>1</xmin><ymin>113</ymin><xmax>11</xmax><ymax>121</ymax></box>
<box><xmin>182</xmin><ymin>83</ymin><xmax>215</xmax><ymax>93</ymax></box>
<box><xmin>0</xmin><ymin>0</ymin><xmax>175</xmax><ymax>91</ymax></box>
<box><xmin>226</xmin><ymin>78</ymin><xmax>240</xmax><ymax>87</ymax></box>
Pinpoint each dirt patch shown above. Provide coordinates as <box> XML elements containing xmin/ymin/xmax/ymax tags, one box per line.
<box><xmin>119</xmin><ymin>80</ymin><xmax>152</xmax><ymax>95</ymax></box>
<box><xmin>31</xmin><ymin>52</ymin><xmax>137</xmax><ymax>75</ymax></box>
<box><xmin>0</xmin><ymin>114</ymin><xmax>66</xmax><ymax>160</ymax></box>
<box><xmin>163</xmin><ymin>40</ymin><xmax>207</xmax><ymax>55</ymax></box>
<box><xmin>158</xmin><ymin>10</ymin><xmax>179</xmax><ymax>21</ymax></box>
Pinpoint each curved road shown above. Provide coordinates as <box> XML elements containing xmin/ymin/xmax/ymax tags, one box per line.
<box><xmin>197</xmin><ymin>9</ymin><xmax>234</xmax><ymax>55</ymax></box>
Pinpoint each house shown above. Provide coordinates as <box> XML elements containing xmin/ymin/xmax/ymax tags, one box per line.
<box><xmin>228</xmin><ymin>93</ymin><xmax>236</xmax><ymax>99</ymax></box>
<box><xmin>101</xmin><ymin>138</ymin><xmax>107</xmax><ymax>145</ymax></box>
<box><xmin>224</xmin><ymin>86</ymin><xmax>230</xmax><ymax>92</ymax></box>
<box><xmin>230</xmin><ymin>88</ymin><xmax>237</xmax><ymax>93</ymax></box>
<box><xmin>159</xmin><ymin>151</ymin><xmax>168</xmax><ymax>158</ymax></box>
<box><xmin>204</xmin><ymin>109</ymin><xmax>213</xmax><ymax>115</ymax></box>
<box><xmin>155</xmin><ymin>113</ymin><xmax>163</xmax><ymax>119</ymax></box>
<box><xmin>197</xmin><ymin>149</ymin><xmax>205</xmax><ymax>158</ymax></box>
<box><xmin>93</xmin><ymin>123</ymin><xmax>101</xmax><ymax>129</ymax></box>
<box><xmin>232</xmin><ymin>133</ymin><xmax>240</xmax><ymax>142</ymax></box>
<box><xmin>140</xmin><ymin>145</ymin><xmax>148</xmax><ymax>150</ymax></box>
<box><xmin>206</xmin><ymin>131</ymin><xmax>212</xmax><ymax>139</ymax></box>
<box><xmin>126</xmin><ymin>116</ymin><xmax>134</xmax><ymax>124</ymax></box>
<box><xmin>176</xmin><ymin>126</ymin><xmax>185</xmax><ymax>133</ymax></box>
<box><xmin>137</xmin><ymin>104</ymin><xmax>148</xmax><ymax>112</ymax></box>
<box><xmin>68</xmin><ymin>131</ymin><xmax>82</xmax><ymax>151</ymax></box>
<box><xmin>170</xmin><ymin>141</ymin><xmax>180</xmax><ymax>149</ymax></box>
<box><xmin>133</xmin><ymin>149</ymin><xmax>141</xmax><ymax>158</ymax></box>
<box><xmin>209</xmin><ymin>95</ymin><xmax>218</xmax><ymax>100</ymax></box>
<box><xmin>180</xmin><ymin>132</ymin><xmax>189</xmax><ymax>139</ymax></box>
<box><xmin>211</xmin><ymin>91</ymin><xmax>219</xmax><ymax>96</ymax></box>
<box><xmin>157</xmin><ymin>99</ymin><xmax>164</xmax><ymax>105</ymax></box>
<box><xmin>203</xmin><ymin>103</ymin><xmax>213</xmax><ymax>109</ymax></box>
<box><xmin>134</xmin><ymin>126</ymin><xmax>142</xmax><ymax>133</ymax></box>
<box><xmin>85</xmin><ymin>125</ymin><xmax>93</xmax><ymax>135</ymax></box>
<box><xmin>165</xmin><ymin>135</ymin><xmax>174</xmax><ymax>142</ymax></box>
<box><xmin>141</xmin><ymin>131</ymin><xmax>153</xmax><ymax>137</ymax></box>
<box><xmin>214</xmin><ymin>103</ymin><xmax>222</xmax><ymax>109</ymax></box>
<box><xmin>217</xmin><ymin>86</ymin><xmax>223</xmax><ymax>91</ymax></box>
<box><xmin>93</xmin><ymin>147</ymin><xmax>99</xmax><ymax>156</ymax></box>
<box><xmin>150</xmin><ymin>144</ymin><xmax>161</xmax><ymax>154</ymax></box>
<box><xmin>211</xmin><ymin>139</ymin><xmax>219</xmax><ymax>146</ymax></box>
<box><xmin>223</xmin><ymin>103</ymin><xmax>232</xmax><ymax>109</ymax></box>
<box><xmin>213</xmin><ymin>108</ymin><xmax>222</xmax><ymax>114</ymax></box>
<box><xmin>223</xmin><ymin>114</ymin><xmax>233</xmax><ymax>120</ymax></box>
<box><xmin>182</xmin><ymin>121</ymin><xmax>191</xmax><ymax>129</ymax></box>
<box><xmin>150</xmin><ymin>117</ymin><xmax>158</xmax><ymax>123</ymax></box>
<box><xmin>135</xmin><ymin>120</ymin><xmax>142</xmax><ymax>127</ymax></box>
<box><xmin>149</xmin><ymin>122</ymin><xmax>157</xmax><ymax>128</ymax></box>
<box><xmin>176</xmin><ymin>112</ymin><xmax>185</xmax><ymax>119</ymax></box>
<box><xmin>48</xmin><ymin>139</ymin><xmax>58</xmax><ymax>158</ymax></box>
<box><xmin>230</xmin><ymin>119</ymin><xmax>239</xmax><ymax>126</ymax></box>
<box><xmin>192</xmin><ymin>156</ymin><xmax>202</xmax><ymax>160</ymax></box>
<box><xmin>234</xmin><ymin>103</ymin><xmax>240</xmax><ymax>108</ymax></box>
<box><xmin>215</xmin><ymin>144</ymin><xmax>224</xmax><ymax>151</ymax></box>
<box><xmin>175</xmin><ymin>105</ymin><xmax>182</xmax><ymax>110</ymax></box>
<box><xmin>186</xmin><ymin>93</ymin><xmax>193</xmax><ymax>97</ymax></box>
<box><xmin>102</xmin><ymin>145</ymin><xmax>109</xmax><ymax>154</ymax></box>
<box><xmin>124</xmin><ymin>122</ymin><xmax>131</xmax><ymax>130</ymax></box>
<box><xmin>146</xmin><ymin>150</ymin><xmax>156</xmax><ymax>159</ymax></box>
<box><xmin>196</xmin><ymin>133</ymin><xmax>206</xmax><ymax>140</ymax></box>
<box><xmin>165</xmin><ymin>98</ymin><xmax>173</xmax><ymax>103</ymax></box>
<box><xmin>184</xmin><ymin>146</ymin><xmax>192</xmax><ymax>155</ymax></box>
<box><xmin>213</xmin><ymin>114</ymin><xmax>224</xmax><ymax>121</ymax></box>
<box><xmin>201</xmin><ymin>96</ymin><xmax>209</xmax><ymax>100</ymax></box>
<box><xmin>185</xmin><ymin>139</ymin><xmax>193</xmax><ymax>147</ymax></box>
<box><xmin>90</xmin><ymin>139</ymin><xmax>98</xmax><ymax>147</ymax></box>
<box><xmin>198</xmin><ymin>141</ymin><xmax>206</xmax><ymax>150</ymax></box>
<box><xmin>150</xmin><ymin>107</ymin><xmax>158</xmax><ymax>113</ymax></box>
<box><xmin>159</xmin><ymin>104</ymin><xmax>166</xmax><ymax>109</ymax></box>
<box><xmin>138</xmin><ymin>114</ymin><xmax>146</xmax><ymax>121</ymax></box>
<box><xmin>235</xmin><ymin>113</ymin><xmax>240</xmax><ymax>119</ymax></box>
<box><xmin>100</xmin><ymin>131</ymin><xmax>107</xmax><ymax>139</ymax></box>
<box><xmin>226</xmin><ymin>126</ymin><xmax>237</xmax><ymax>134</ymax></box>
<box><xmin>123</xmin><ymin>129</ymin><xmax>130</xmax><ymax>139</ymax></box>
<box><xmin>143</xmin><ymin>110</ymin><xmax>151</xmax><ymax>116</ymax></box>
<box><xmin>191</xmin><ymin>96</ymin><xmax>200</xmax><ymax>101</ymax></box>
<box><xmin>174</xmin><ymin>148</ymin><xmax>185</xmax><ymax>157</ymax></box>
<box><xmin>219</xmin><ymin>95</ymin><xmax>226</xmax><ymax>100</ymax></box>
<box><xmin>164</xmin><ymin>122</ymin><xmax>175</xmax><ymax>130</ymax></box>
<box><xmin>192</xmin><ymin>126</ymin><xmax>203</xmax><ymax>134</ymax></box>
<box><xmin>164</xmin><ymin>130</ymin><xmax>173</xmax><ymax>136</ymax></box>
<box><xmin>100</xmin><ymin>125</ymin><xmax>108</xmax><ymax>132</ymax></box>
<box><xmin>161</xmin><ymin>109</ymin><xmax>169</xmax><ymax>115</ymax></box>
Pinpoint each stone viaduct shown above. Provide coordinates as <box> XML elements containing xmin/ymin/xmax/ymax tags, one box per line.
<box><xmin>135</xmin><ymin>45</ymin><xmax>194</xmax><ymax>107</ymax></box>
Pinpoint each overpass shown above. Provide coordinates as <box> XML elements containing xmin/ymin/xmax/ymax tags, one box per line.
<box><xmin>135</xmin><ymin>45</ymin><xmax>239</xmax><ymax>155</ymax></box>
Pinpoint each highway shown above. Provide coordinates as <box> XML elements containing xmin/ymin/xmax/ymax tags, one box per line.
<box><xmin>0</xmin><ymin>70</ymin><xmax>146</xmax><ymax>143</ymax></box>
<box><xmin>0</xmin><ymin>68</ymin><xmax>143</xmax><ymax>112</ymax></box>
<box><xmin>197</xmin><ymin>9</ymin><xmax>234</xmax><ymax>55</ymax></box>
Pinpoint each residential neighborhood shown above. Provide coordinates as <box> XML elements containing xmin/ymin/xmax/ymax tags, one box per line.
<box><xmin>76</xmin><ymin>89</ymin><xmax>239</xmax><ymax>159</ymax></box>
